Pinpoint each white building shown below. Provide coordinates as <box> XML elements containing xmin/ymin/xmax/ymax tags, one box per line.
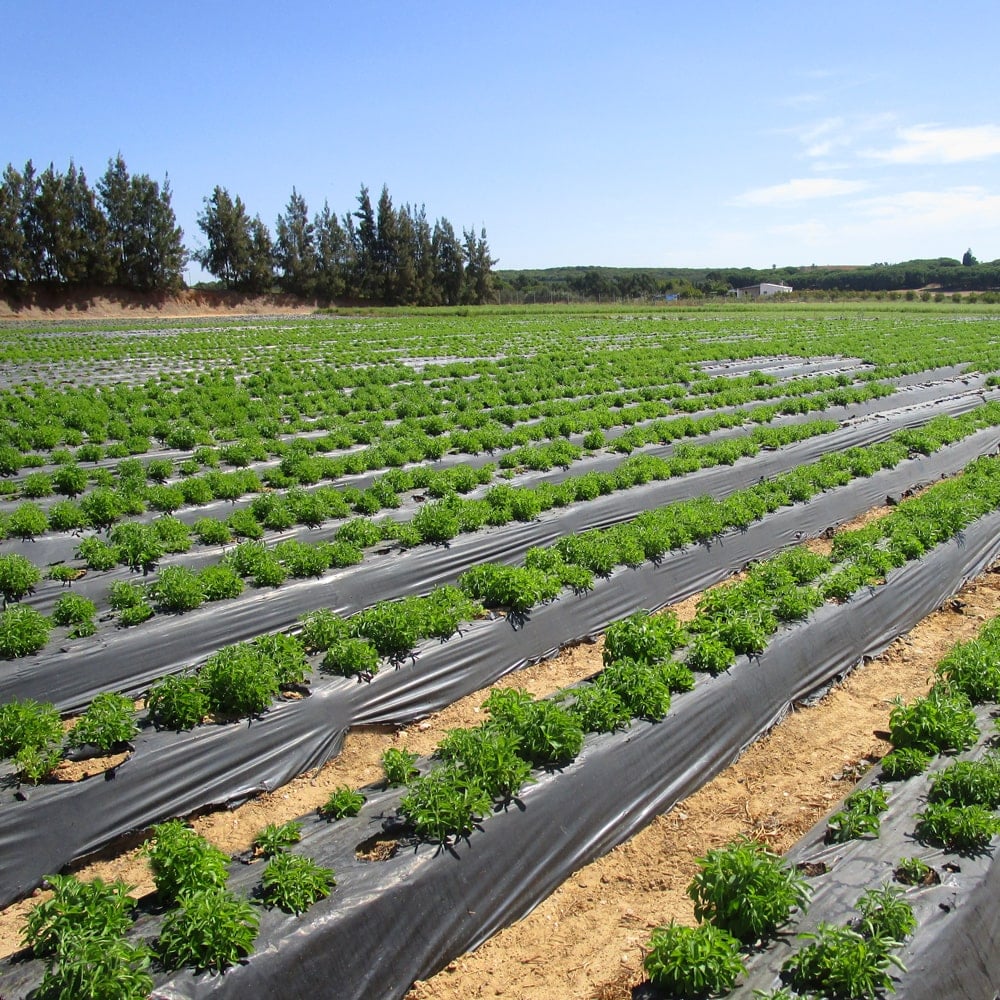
<box><xmin>733</xmin><ymin>282</ymin><xmax>793</xmax><ymax>299</ymax></box>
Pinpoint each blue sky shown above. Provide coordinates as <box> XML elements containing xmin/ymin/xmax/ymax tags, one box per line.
<box><xmin>7</xmin><ymin>1</ymin><xmax>1000</xmax><ymax>279</ymax></box>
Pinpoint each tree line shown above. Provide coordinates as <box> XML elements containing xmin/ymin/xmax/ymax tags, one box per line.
<box><xmin>0</xmin><ymin>156</ymin><xmax>497</xmax><ymax>305</ymax></box>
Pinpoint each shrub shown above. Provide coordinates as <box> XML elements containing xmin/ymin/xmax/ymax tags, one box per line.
<box><xmin>483</xmin><ymin>689</ymin><xmax>584</xmax><ymax>766</ymax></box>
<box><xmin>0</xmin><ymin>603</ymin><xmax>51</xmax><ymax>657</ymax></box>
<box><xmin>880</xmin><ymin>746</ymin><xmax>931</xmax><ymax>781</ymax></box>
<box><xmin>781</xmin><ymin>922</ymin><xmax>905</xmax><ymax>999</ymax></box>
<box><xmin>253</xmin><ymin>820</ymin><xmax>302</xmax><ymax>858</ymax></box>
<box><xmin>199</xmin><ymin>642</ymin><xmax>279</xmax><ymax>717</ymax></box>
<box><xmin>193</xmin><ymin>517</ymin><xmax>233</xmax><ymax>546</ymax></box>
<box><xmin>158</xmin><ymin>888</ymin><xmax>258</xmax><ymax>973</ymax></box>
<box><xmin>198</xmin><ymin>564</ymin><xmax>244</xmax><ymax>601</ymax></box>
<box><xmin>8</xmin><ymin>502</ymin><xmax>48</xmax><ymax>540</ymax></box>
<box><xmin>66</xmin><ymin>692</ymin><xmax>137</xmax><ymax>751</ymax></box>
<box><xmin>47</xmin><ymin>500</ymin><xmax>85</xmax><ymax>532</ymax></box>
<box><xmin>320</xmin><ymin>786</ymin><xmax>366</xmax><ymax>820</ymax></box>
<box><xmin>23</xmin><ymin>874</ymin><xmax>137</xmax><ymax>957</ymax></box>
<box><xmin>382</xmin><ymin>747</ymin><xmax>419</xmax><ymax>786</ymax></box>
<box><xmin>400</xmin><ymin>765</ymin><xmax>493</xmax><ymax>842</ymax></box>
<box><xmin>914</xmin><ymin>801</ymin><xmax>1000</xmax><ymax>853</ymax></box>
<box><xmin>0</xmin><ymin>552</ymin><xmax>41</xmax><ymax>606</ymax></box>
<box><xmin>643</xmin><ymin>920</ymin><xmax>744</xmax><ymax>997</ymax></box>
<box><xmin>855</xmin><ymin>883</ymin><xmax>916</xmax><ymax>942</ymax></box>
<box><xmin>76</xmin><ymin>535</ymin><xmax>118</xmax><ymax>571</ymax></box>
<box><xmin>52</xmin><ymin>464</ymin><xmax>88</xmax><ymax>498</ymax></box>
<box><xmin>598</xmin><ymin>658</ymin><xmax>672</xmax><ymax>720</ymax></box>
<box><xmin>259</xmin><ymin>852</ymin><xmax>335</xmax><ymax>914</ymax></box>
<box><xmin>602</xmin><ymin>610</ymin><xmax>686</xmax><ymax>666</ymax></box>
<box><xmin>0</xmin><ymin>698</ymin><xmax>63</xmax><ymax>758</ymax></box>
<box><xmin>146</xmin><ymin>674</ymin><xmax>208</xmax><ymax>731</ymax></box>
<box><xmin>888</xmin><ymin>688</ymin><xmax>978</xmax><ymax>754</ymax></box>
<box><xmin>298</xmin><ymin>607</ymin><xmax>350</xmax><ymax>653</ymax></box>
<box><xmin>928</xmin><ymin>755</ymin><xmax>1000</xmax><ymax>808</ymax></box>
<box><xmin>21</xmin><ymin>472</ymin><xmax>54</xmax><ymax>498</ymax></box>
<box><xmin>144</xmin><ymin>820</ymin><xmax>230</xmax><ymax>903</ymax></box>
<box><xmin>689</xmin><ymin>837</ymin><xmax>810</xmax><ymax>947</ymax></box>
<box><xmin>108</xmin><ymin>580</ymin><xmax>147</xmax><ymax>610</ymax></box>
<box><xmin>150</xmin><ymin>565</ymin><xmax>205</xmax><ymax>613</ymax></box>
<box><xmin>350</xmin><ymin>600</ymin><xmax>421</xmax><ymax>662</ymax></box>
<box><xmin>36</xmin><ymin>932</ymin><xmax>152</xmax><ymax>1000</ymax></box>
<box><xmin>51</xmin><ymin>593</ymin><xmax>97</xmax><ymax>635</ymax></box>
<box><xmin>436</xmin><ymin>726</ymin><xmax>533</xmax><ymax>800</ymax></box>
<box><xmin>567</xmin><ymin>683</ymin><xmax>631</xmax><ymax>733</ymax></box>
<box><xmin>322</xmin><ymin>637</ymin><xmax>381</xmax><ymax>680</ymax></box>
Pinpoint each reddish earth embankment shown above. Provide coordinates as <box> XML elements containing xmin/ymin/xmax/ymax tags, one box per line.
<box><xmin>0</xmin><ymin>287</ymin><xmax>319</xmax><ymax>321</ymax></box>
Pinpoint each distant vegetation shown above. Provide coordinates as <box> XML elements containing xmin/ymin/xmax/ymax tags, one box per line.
<box><xmin>0</xmin><ymin>157</ymin><xmax>497</xmax><ymax>305</ymax></box>
<box><xmin>497</xmin><ymin>255</ymin><xmax>1000</xmax><ymax>304</ymax></box>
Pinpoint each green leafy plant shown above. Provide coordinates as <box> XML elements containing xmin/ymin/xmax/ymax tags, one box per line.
<box><xmin>0</xmin><ymin>697</ymin><xmax>63</xmax><ymax>758</ymax></box>
<box><xmin>642</xmin><ymin>920</ymin><xmax>744</xmax><ymax>998</ymax></box>
<box><xmin>0</xmin><ymin>552</ymin><xmax>41</xmax><ymax>607</ymax></box>
<box><xmin>253</xmin><ymin>820</ymin><xmax>302</xmax><ymax>858</ymax></box>
<box><xmin>35</xmin><ymin>932</ymin><xmax>153</xmax><ymax>1000</ymax></box>
<box><xmin>0</xmin><ymin>603</ymin><xmax>51</xmax><ymax>657</ymax></box>
<box><xmin>880</xmin><ymin>746</ymin><xmax>931</xmax><ymax>781</ymax></box>
<box><xmin>150</xmin><ymin>564</ymin><xmax>205</xmax><ymax>613</ymax></box>
<box><xmin>781</xmin><ymin>922</ymin><xmax>905</xmax><ymax>999</ymax></box>
<box><xmin>66</xmin><ymin>692</ymin><xmax>137</xmax><ymax>751</ymax></box>
<box><xmin>51</xmin><ymin>592</ymin><xmax>97</xmax><ymax>637</ymax></box>
<box><xmin>320</xmin><ymin>786</ymin><xmax>366</xmax><ymax>820</ymax></box>
<box><xmin>8</xmin><ymin>502</ymin><xmax>49</xmax><ymax>540</ymax></box>
<box><xmin>198</xmin><ymin>563</ymin><xmax>245</xmax><ymax>601</ymax></box>
<box><xmin>258</xmin><ymin>852</ymin><xmax>335</xmax><ymax>914</ymax></box>
<box><xmin>436</xmin><ymin>725</ymin><xmax>533</xmax><ymax>800</ymax></box>
<box><xmin>914</xmin><ymin>801</ymin><xmax>1000</xmax><ymax>854</ymax></box>
<box><xmin>146</xmin><ymin>673</ymin><xmax>208</xmax><ymax>730</ymax></box>
<box><xmin>76</xmin><ymin>534</ymin><xmax>119</xmax><ymax>570</ymax></box>
<box><xmin>602</xmin><ymin>609</ymin><xmax>686</xmax><ymax>665</ymax></box>
<box><xmin>198</xmin><ymin>642</ymin><xmax>280</xmax><ymax>718</ymax></box>
<box><xmin>382</xmin><ymin>747</ymin><xmax>420</xmax><ymax>786</ymax></box>
<box><xmin>855</xmin><ymin>884</ymin><xmax>916</xmax><ymax>942</ymax></box>
<box><xmin>13</xmin><ymin>742</ymin><xmax>64</xmax><ymax>784</ymax></box>
<box><xmin>158</xmin><ymin>887</ymin><xmax>259</xmax><ymax>973</ymax></box>
<box><xmin>927</xmin><ymin>754</ymin><xmax>1000</xmax><ymax>808</ymax></box>
<box><xmin>23</xmin><ymin>873</ymin><xmax>137</xmax><ymax>957</ymax></box>
<box><xmin>597</xmin><ymin>658</ymin><xmax>672</xmax><ymax>720</ymax></box>
<box><xmin>321</xmin><ymin>637</ymin><xmax>381</xmax><ymax>680</ymax></box>
<box><xmin>298</xmin><ymin>607</ymin><xmax>350</xmax><ymax>653</ymax></box>
<box><xmin>144</xmin><ymin>820</ymin><xmax>230</xmax><ymax>903</ymax></box>
<box><xmin>826</xmin><ymin>787</ymin><xmax>889</xmax><ymax>844</ymax></box>
<box><xmin>893</xmin><ymin>856</ymin><xmax>935</xmax><ymax>886</ymax></box>
<box><xmin>888</xmin><ymin>687</ymin><xmax>979</xmax><ymax>754</ymax></box>
<box><xmin>567</xmin><ymin>683</ymin><xmax>631</xmax><ymax>733</ymax></box>
<box><xmin>400</xmin><ymin>765</ymin><xmax>493</xmax><ymax>842</ymax></box>
<box><xmin>687</xmin><ymin>836</ymin><xmax>810</xmax><ymax>944</ymax></box>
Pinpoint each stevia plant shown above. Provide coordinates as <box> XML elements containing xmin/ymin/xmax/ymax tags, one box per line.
<box><xmin>687</xmin><ymin>836</ymin><xmax>810</xmax><ymax>945</ymax></box>
<box><xmin>65</xmin><ymin>692</ymin><xmax>137</xmax><ymax>752</ymax></box>
<box><xmin>36</xmin><ymin>932</ymin><xmax>153</xmax><ymax>1000</ymax></box>
<box><xmin>253</xmin><ymin>820</ymin><xmax>302</xmax><ymax>858</ymax></box>
<box><xmin>145</xmin><ymin>673</ymin><xmax>209</xmax><ymax>731</ymax></box>
<box><xmin>144</xmin><ymin>820</ymin><xmax>230</xmax><ymax>903</ymax></box>
<box><xmin>642</xmin><ymin>920</ymin><xmax>744</xmax><ymax>998</ymax></box>
<box><xmin>23</xmin><ymin>874</ymin><xmax>137</xmax><ymax>957</ymax></box>
<box><xmin>320</xmin><ymin>786</ymin><xmax>366</xmax><ymax>820</ymax></box>
<box><xmin>258</xmin><ymin>853</ymin><xmax>335</xmax><ymax>914</ymax></box>
<box><xmin>382</xmin><ymin>747</ymin><xmax>420</xmax><ymax>786</ymax></box>
<box><xmin>157</xmin><ymin>887</ymin><xmax>259</xmax><ymax>973</ymax></box>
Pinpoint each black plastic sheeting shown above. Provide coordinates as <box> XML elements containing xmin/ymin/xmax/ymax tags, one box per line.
<box><xmin>721</xmin><ymin>706</ymin><xmax>1000</xmax><ymax>999</ymax></box>
<box><xmin>2</xmin><ymin>385</ymin><xmax>997</xmax><ymax>716</ymax></box>
<box><xmin>125</xmin><ymin>498</ymin><xmax>1000</xmax><ymax>1000</ymax></box>
<box><xmin>0</xmin><ymin>429</ymin><xmax>998</xmax><ymax>911</ymax></box>
<box><xmin>0</xmin><ymin>371</ymin><xmax>984</xmax><ymax>573</ymax></box>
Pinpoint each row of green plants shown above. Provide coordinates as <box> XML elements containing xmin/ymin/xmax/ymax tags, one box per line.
<box><xmin>17</xmin><ymin>816</ymin><xmax>336</xmax><ymax>998</ymax></box>
<box><xmin>651</xmin><ymin>615</ymin><xmax>1000</xmax><ymax>999</ymax></box>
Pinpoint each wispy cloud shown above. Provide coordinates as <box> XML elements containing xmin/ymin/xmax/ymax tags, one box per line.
<box><xmin>865</xmin><ymin>124</ymin><xmax>1000</xmax><ymax>164</ymax></box>
<box><xmin>852</xmin><ymin>185</ymin><xmax>1000</xmax><ymax>224</ymax></box>
<box><xmin>731</xmin><ymin>177</ymin><xmax>869</xmax><ymax>207</ymax></box>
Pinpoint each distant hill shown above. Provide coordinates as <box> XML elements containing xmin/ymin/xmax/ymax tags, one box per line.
<box><xmin>495</xmin><ymin>258</ymin><xmax>1000</xmax><ymax>300</ymax></box>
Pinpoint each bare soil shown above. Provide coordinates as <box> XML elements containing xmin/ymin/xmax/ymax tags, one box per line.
<box><xmin>0</xmin><ymin>504</ymin><xmax>996</xmax><ymax>999</ymax></box>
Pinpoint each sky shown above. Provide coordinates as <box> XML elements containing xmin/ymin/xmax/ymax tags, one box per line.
<box><xmin>6</xmin><ymin>0</ymin><xmax>1000</xmax><ymax>280</ymax></box>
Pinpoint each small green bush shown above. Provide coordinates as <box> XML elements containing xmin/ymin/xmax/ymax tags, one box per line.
<box><xmin>144</xmin><ymin>820</ymin><xmax>230</xmax><ymax>903</ymax></box>
<box><xmin>688</xmin><ymin>837</ymin><xmax>810</xmax><ymax>944</ymax></box>
<box><xmin>253</xmin><ymin>820</ymin><xmax>302</xmax><ymax>858</ymax></box>
<box><xmin>400</xmin><ymin>765</ymin><xmax>493</xmax><ymax>842</ymax></box>
<box><xmin>0</xmin><ymin>603</ymin><xmax>51</xmax><ymax>658</ymax></box>
<box><xmin>151</xmin><ymin>565</ymin><xmax>205</xmax><ymax>613</ymax></box>
<box><xmin>146</xmin><ymin>674</ymin><xmax>208</xmax><ymax>731</ymax></box>
<box><xmin>0</xmin><ymin>552</ymin><xmax>41</xmax><ymax>606</ymax></box>
<box><xmin>66</xmin><ymin>692</ymin><xmax>137</xmax><ymax>751</ymax></box>
<box><xmin>381</xmin><ymin>747</ymin><xmax>419</xmax><ymax>786</ymax></box>
<box><xmin>320</xmin><ymin>786</ymin><xmax>366</xmax><ymax>820</ymax></box>
<box><xmin>158</xmin><ymin>888</ymin><xmax>258</xmax><ymax>973</ymax></box>
<box><xmin>259</xmin><ymin>852</ymin><xmax>335</xmax><ymax>914</ymax></box>
<box><xmin>0</xmin><ymin>698</ymin><xmax>63</xmax><ymax>758</ymax></box>
<box><xmin>643</xmin><ymin>920</ymin><xmax>744</xmax><ymax>997</ymax></box>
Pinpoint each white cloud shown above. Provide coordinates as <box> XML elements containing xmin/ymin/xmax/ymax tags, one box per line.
<box><xmin>731</xmin><ymin>177</ymin><xmax>869</xmax><ymax>207</ymax></box>
<box><xmin>865</xmin><ymin>124</ymin><xmax>1000</xmax><ymax>164</ymax></box>
<box><xmin>852</xmin><ymin>186</ymin><xmax>1000</xmax><ymax>225</ymax></box>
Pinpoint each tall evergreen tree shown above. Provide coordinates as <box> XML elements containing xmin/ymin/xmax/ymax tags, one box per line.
<box><xmin>195</xmin><ymin>186</ymin><xmax>253</xmax><ymax>289</ymax></box>
<box><xmin>0</xmin><ymin>164</ymin><xmax>30</xmax><ymax>286</ymax></box>
<box><xmin>432</xmin><ymin>218</ymin><xmax>464</xmax><ymax>305</ymax></box>
<box><xmin>462</xmin><ymin>226</ymin><xmax>497</xmax><ymax>305</ymax></box>
<box><xmin>353</xmin><ymin>184</ymin><xmax>377</xmax><ymax>300</ymax></box>
<box><xmin>274</xmin><ymin>188</ymin><xmax>317</xmax><ymax>297</ymax></box>
<box><xmin>314</xmin><ymin>200</ymin><xmax>349</xmax><ymax>300</ymax></box>
<box><xmin>245</xmin><ymin>215</ymin><xmax>275</xmax><ymax>294</ymax></box>
<box><xmin>410</xmin><ymin>204</ymin><xmax>438</xmax><ymax>305</ymax></box>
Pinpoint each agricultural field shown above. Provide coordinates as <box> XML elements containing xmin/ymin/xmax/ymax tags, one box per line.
<box><xmin>1</xmin><ymin>303</ymin><xmax>1000</xmax><ymax>998</ymax></box>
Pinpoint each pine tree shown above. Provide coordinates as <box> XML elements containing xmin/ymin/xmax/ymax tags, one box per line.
<box><xmin>432</xmin><ymin>218</ymin><xmax>464</xmax><ymax>306</ymax></box>
<box><xmin>274</xmin><ymin>188</ymin><xmax>317</xmax><ymax>297</ymax></box>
